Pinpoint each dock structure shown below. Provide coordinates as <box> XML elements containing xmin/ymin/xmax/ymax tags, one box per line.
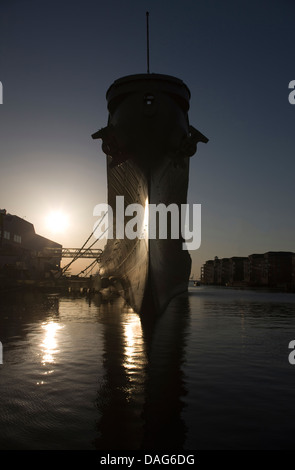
<box><xmin>43</xmin><ymin>247</ymin><xmax>102</xmax><ymax>260</ymax></box>
<box><xmin>62</xmin><ymin>248</ymin><xmax>102</xmax><ymax>259</ymax></box>
<box><xmin>0</xmin><ymin>209</ymin><xmax>105</xmax><ymax>292</ymax></box>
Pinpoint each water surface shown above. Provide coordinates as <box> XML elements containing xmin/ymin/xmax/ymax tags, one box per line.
<box><xmin>0</xmin><ymin>286</ymin><xmax>295</xmax><ymax>449</ymax></box>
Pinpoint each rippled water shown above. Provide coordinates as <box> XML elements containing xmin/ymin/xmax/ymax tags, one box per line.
<box><xmin>0</xmin><ymin>285</ymin><xmax>295</xmax><ymax>450</ymax></box>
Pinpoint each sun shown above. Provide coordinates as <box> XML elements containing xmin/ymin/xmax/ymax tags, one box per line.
<box><xmin>45</xmin><ymin>210</ymin><xmax>69</xmax><ymax>234</ymax></box>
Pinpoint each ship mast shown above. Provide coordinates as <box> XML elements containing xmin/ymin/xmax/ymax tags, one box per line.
<box><xmin>146</xmin><ymin>11</ymin><xmax>150</xmax><ymax>74</ymax></box>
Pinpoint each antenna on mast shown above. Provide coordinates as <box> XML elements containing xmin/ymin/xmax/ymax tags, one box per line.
<box><xmin>146</xmin><ymin>11</ymin><xmax>150</xmax><ymax>74</ymax></box>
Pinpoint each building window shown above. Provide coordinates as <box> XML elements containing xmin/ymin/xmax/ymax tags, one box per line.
<box><xmin>14</xmin><ymin>234</ymin><xmax>22</xmax><ymax>243</ymax></box>
<box><xmin>4</xmin><ymin>231</ymin><xmax>10</xmax><ymax>240</ymax></box>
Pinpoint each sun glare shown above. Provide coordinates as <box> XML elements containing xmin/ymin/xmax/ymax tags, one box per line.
<box><xmin>45</xmin><ymin>210</ymin><xmax>69</xmax><ymax>234</ymax></box>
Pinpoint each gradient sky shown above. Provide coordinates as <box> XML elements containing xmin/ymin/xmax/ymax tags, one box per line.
<box><xmin>0</xmin><ymin>0</ymin><xmax>294</xmax><ymax>276</ymax></box>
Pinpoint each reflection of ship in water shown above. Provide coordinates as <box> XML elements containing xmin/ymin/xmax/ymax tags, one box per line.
<box><xmin>141</xmin><ymin>294</ymin><xmax>190</xmax><ymax>449</ymax></box>
<box><xmin>93</xmin><ymin>293</ymin><xmax>190</xmax><ymax>450</ymax></box>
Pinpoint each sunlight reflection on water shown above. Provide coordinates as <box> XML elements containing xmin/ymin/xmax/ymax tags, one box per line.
<box><xmin>122</xmin><ymin>313</ymin><xmax>144</xmax><ymax>371</ymax></box>
<box><xmin>41</xmin><ymin>321</ymin><xmax>63</xmax><ymax>365</ymax></box>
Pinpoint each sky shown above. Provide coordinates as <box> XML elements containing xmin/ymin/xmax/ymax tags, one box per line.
<box><xmin>0</xmin><ymin>0</ymin><xmax>294</xmax><ymax>277</ymax></box>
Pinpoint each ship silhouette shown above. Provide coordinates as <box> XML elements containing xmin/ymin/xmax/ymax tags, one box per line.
<box><xmin>92</xmin><ymin>72</ymin><xmax>208</xmax><ymax>316</ymax></box>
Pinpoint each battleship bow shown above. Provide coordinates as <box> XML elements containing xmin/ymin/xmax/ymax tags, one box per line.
<box><xmin>92</xmin><ymin>73</ymin><xmax>208</xmax><ymax>316</ymax></box>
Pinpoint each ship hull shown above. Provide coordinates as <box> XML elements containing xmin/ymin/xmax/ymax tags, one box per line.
<box><xmin>99</xmin><ymin>155</ymin><xmax>191</xmax><ymax>315</ymax></box>
<box><xmin>92</xmin><ymin>73</ymin><xmax>207</xmax><ymax>315</ymax></box>
<box><xmin>99</xmin><ymin>157</ymin><xmax>149</xmax><ymax>314</ymax></box>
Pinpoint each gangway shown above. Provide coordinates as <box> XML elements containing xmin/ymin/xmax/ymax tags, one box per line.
<box><xmin>62</xmin><ymin>248</ymin><xmax>102</xmax><ymax>259</ymax></box>
<box><xmin>44</xmin><ymin>247</ymin><xmax>102</xmax><ymax>260</ymax></box>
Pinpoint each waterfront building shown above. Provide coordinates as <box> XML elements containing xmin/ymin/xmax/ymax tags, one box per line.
<box><xmin>217</xmin><ymin>257</ymin><xmax>230</xmax><ymax>285</ymax></box>
<box><xmin>262</xmin><ymin>251</ymin><xmax>293</xmax><ymax>289</ymax></box>
<box><xmin>201</xmin><ymin>251</ymin><xmax>295</xmax><ymax>290</ymax></box>
<box><xmin>0</xmin><ymin>209</ymin><xmax>62</xmax><ymax>282</ymax></box>
<box><xmin>238</xmin><ymin>253</ymin><xmax>265</xmax><ymax>287</ymax></box>
<box><xmin>201</xmin><ymin>259</ymin><xmax>215</xmax><ymax>284</ymax></box>
<box><xmin>228</xmin><ymin>257</ymin><xmax>248</xmax><ymax>286</ymax></box>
